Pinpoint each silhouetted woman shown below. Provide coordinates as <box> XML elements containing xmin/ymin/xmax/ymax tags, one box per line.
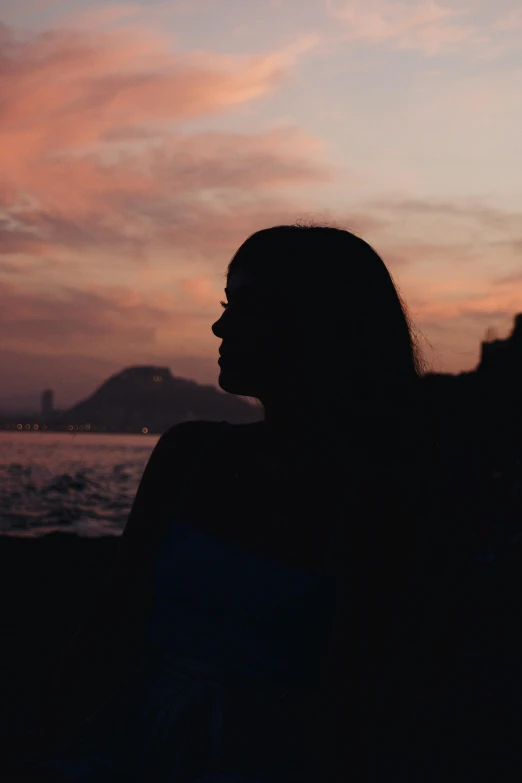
<box><xmin>14</xmin><ymin>225</ymin><xmax>459</xmax><ymax>782</ymax></box>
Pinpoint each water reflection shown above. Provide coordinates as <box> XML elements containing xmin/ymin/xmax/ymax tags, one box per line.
<box><xmin>0</xmin><ymin>432</ymin><xmax>158</xmax><ymax>537</ymax></box>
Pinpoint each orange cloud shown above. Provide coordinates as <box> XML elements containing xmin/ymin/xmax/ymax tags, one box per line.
<box><xmin>0</xmin><ymin>21</ymin><xmax>317</xmax><ymax>163</ymax></box>
<box><xmin>177</xmin><ymin>277</ymin><xmax>222</xmax><ymax>308</ymax></box>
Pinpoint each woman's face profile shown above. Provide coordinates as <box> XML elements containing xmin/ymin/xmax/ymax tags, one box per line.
<box><xmin>211</xmin><ymin>263</ymin><xmax>289</xmax><ymax>398</ymax></box>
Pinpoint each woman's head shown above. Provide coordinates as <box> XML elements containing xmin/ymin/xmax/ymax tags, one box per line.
<box><xmin>212</xmin><ymin>223</ymin><xmax>426</xmax><ymax>411</ymax></box>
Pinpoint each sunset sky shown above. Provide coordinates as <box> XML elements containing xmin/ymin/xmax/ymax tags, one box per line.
<box><xmin>1</xmin><ymin>0</ymin><xmax>521</xmax><ymax>410</ymax></box>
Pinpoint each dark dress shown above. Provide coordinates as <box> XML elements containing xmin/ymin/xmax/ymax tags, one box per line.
<box><xmin>20</xmin><ymin>411</ymin><xmax>468</xmax><ymax>781</ymax></box>
<box><xmin>23</xmin><ymin>421</ymin><xmax>337</xmax><ymax>782</ymax></box>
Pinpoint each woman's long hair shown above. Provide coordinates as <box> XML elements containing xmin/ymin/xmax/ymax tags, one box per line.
<box><xmin>226</xmin><ymin>221</ymin><xmax>453</xmax><ymax>576</ymax></box>
<box><xmin>228</xmin><ymin>223</ymin><xmax>462</xmax><ymax>767</ymax></box>
<box><xmin>227</xmin><ymin>222</ymin><xmax>429</xmax><ymax>411</ymax></box>
<box><xmin>225</xmin><ymin>221</ymin><xmax>442</xmax><ymax>487</ymax></box>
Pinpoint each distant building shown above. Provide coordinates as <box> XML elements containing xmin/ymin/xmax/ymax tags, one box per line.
<box><xmin>41</xmin><ymin>389</ymin><xmax>54</xmax><ymax>418</ymax></box>
<box><xmin>478</xmin><ymin>313</ymin><xmax>522</xmax><ymax>392</ymax></box>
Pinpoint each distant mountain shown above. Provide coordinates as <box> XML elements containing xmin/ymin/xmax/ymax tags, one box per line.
<box><xmin>57</xmin><ymin>366</ymin><xmax>263</xmax><ymax>432</ymax></box>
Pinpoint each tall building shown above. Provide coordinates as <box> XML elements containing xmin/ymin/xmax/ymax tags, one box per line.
<box><xmin>478</xmin><ymin>312</ymin><xmax>522</xmax><ymax>390</ymax></box>
<box><xmin>41</xmin><ymin>389</ymin><xmax>54</xmax><ymax>418</ymax></box>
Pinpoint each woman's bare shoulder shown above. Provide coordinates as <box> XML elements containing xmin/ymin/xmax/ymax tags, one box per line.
<box><xmin>154</xmin><ymin>420</ymin><xmax>263</xmax><ymax>460</ymax></box>
<box><xmin>159</xmin><ymin>419</ymin><xmax>261</xmax><ymax>443</ymax></box>
<box><xmin>155</xmin><ymin>419</ymin><xmax>228</xmax><ymax>448</ymax></box>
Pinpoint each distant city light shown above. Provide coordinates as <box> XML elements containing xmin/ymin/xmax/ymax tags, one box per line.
<box><xmin>153</xmin><ymin>375</ymin><xmax>163</xmax><ymax>382</ymax></box>
<box><xmin>141</xmin><ymin>427</ymin><xmax>149</xmax><ymax>434</ymax></box>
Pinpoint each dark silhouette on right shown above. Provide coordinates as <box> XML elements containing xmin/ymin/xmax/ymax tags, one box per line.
<box><xmin>6</xmin><ymin>224</ymin><xmax>521</xmax><ymax>781</ymax></box>
<box><xmin>421</xmin><ymin>312</ymin><xmax>522</xmax><ymax>566</ymax></box>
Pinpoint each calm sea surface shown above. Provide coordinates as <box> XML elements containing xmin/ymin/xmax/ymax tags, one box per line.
<box><xmin>0</xmin><ymin>431</ymin><xmax>159</xmax><ymax>537</ymax></box>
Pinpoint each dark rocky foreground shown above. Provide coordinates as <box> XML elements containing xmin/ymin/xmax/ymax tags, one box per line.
<box><xmin>2</xmin><ymin>530</ymin><xmax>522</xmax><ymax>778</ymax></box>
<box><xmin>0</xmin><ymin>533</ymin><xmax>120</xmax><ymax>764</ymax></box>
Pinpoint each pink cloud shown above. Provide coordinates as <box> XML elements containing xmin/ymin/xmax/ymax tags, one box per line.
<box><xmin>380</xmin><ymin>240</ymin><xmax>477</xmax><ymax>268</ymax></box>
<box><xmin>326</xmin><ymin>0</ymin><xmax>483</xmax><ymax>55</ymax></box>
<box><xmin>57</xmin><ymin>1</ymin><xmax>223</xmax><ymax>30</ymax></box>
<box><xmin>371</xmin><ymin>197</ymin><xmax>522</xmax><ymax>231</ymax></box>
<box><xmin>2</xmin><ymin>10</ymin><xmax>518</xmax><ymax>392</ymax></box>
<box><xmin>0</xmin><ymin>19</ymin><xmax>330</xmax><ymax>266</ymax></box>
<box><xmin>0</xmin><ymin>21</ymin><xmax>318</xmax><ymax>163</ymax></box>
<box><xmin>494</xmin><ymin>8</ymin><xmax>522</xmax><ymax>31</ymax></box>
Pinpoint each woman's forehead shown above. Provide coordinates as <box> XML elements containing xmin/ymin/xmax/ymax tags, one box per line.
<box><xmin>226</xmin><ymin>267</ymin><xmax>271</xmax><ymax>295</ymax></box>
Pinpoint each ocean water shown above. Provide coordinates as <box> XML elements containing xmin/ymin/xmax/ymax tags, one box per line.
<box><xmin>0</xmin><ymin>431</ymin><xmax>159</xmax><ymax>537</ymax></box>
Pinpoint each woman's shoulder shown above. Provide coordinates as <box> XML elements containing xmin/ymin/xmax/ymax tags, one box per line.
<box><xmin>148</xmin><ymin>420</ymin><xmax>263</xmax><ymax>476</ymax></box>
<box><xmin>158</xmin><ymin>418</ymin><xmax>227</xmax><ymax>441</ymax></box>
<box><xmin>140</xmin><ymin>419</ymin><xmax>264</xmax><ymax>537</ymax></box>
<box><xmin>157</xmin><ymin>419</ymin><xmax>263</xmax><ymax>450</ymax></box>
